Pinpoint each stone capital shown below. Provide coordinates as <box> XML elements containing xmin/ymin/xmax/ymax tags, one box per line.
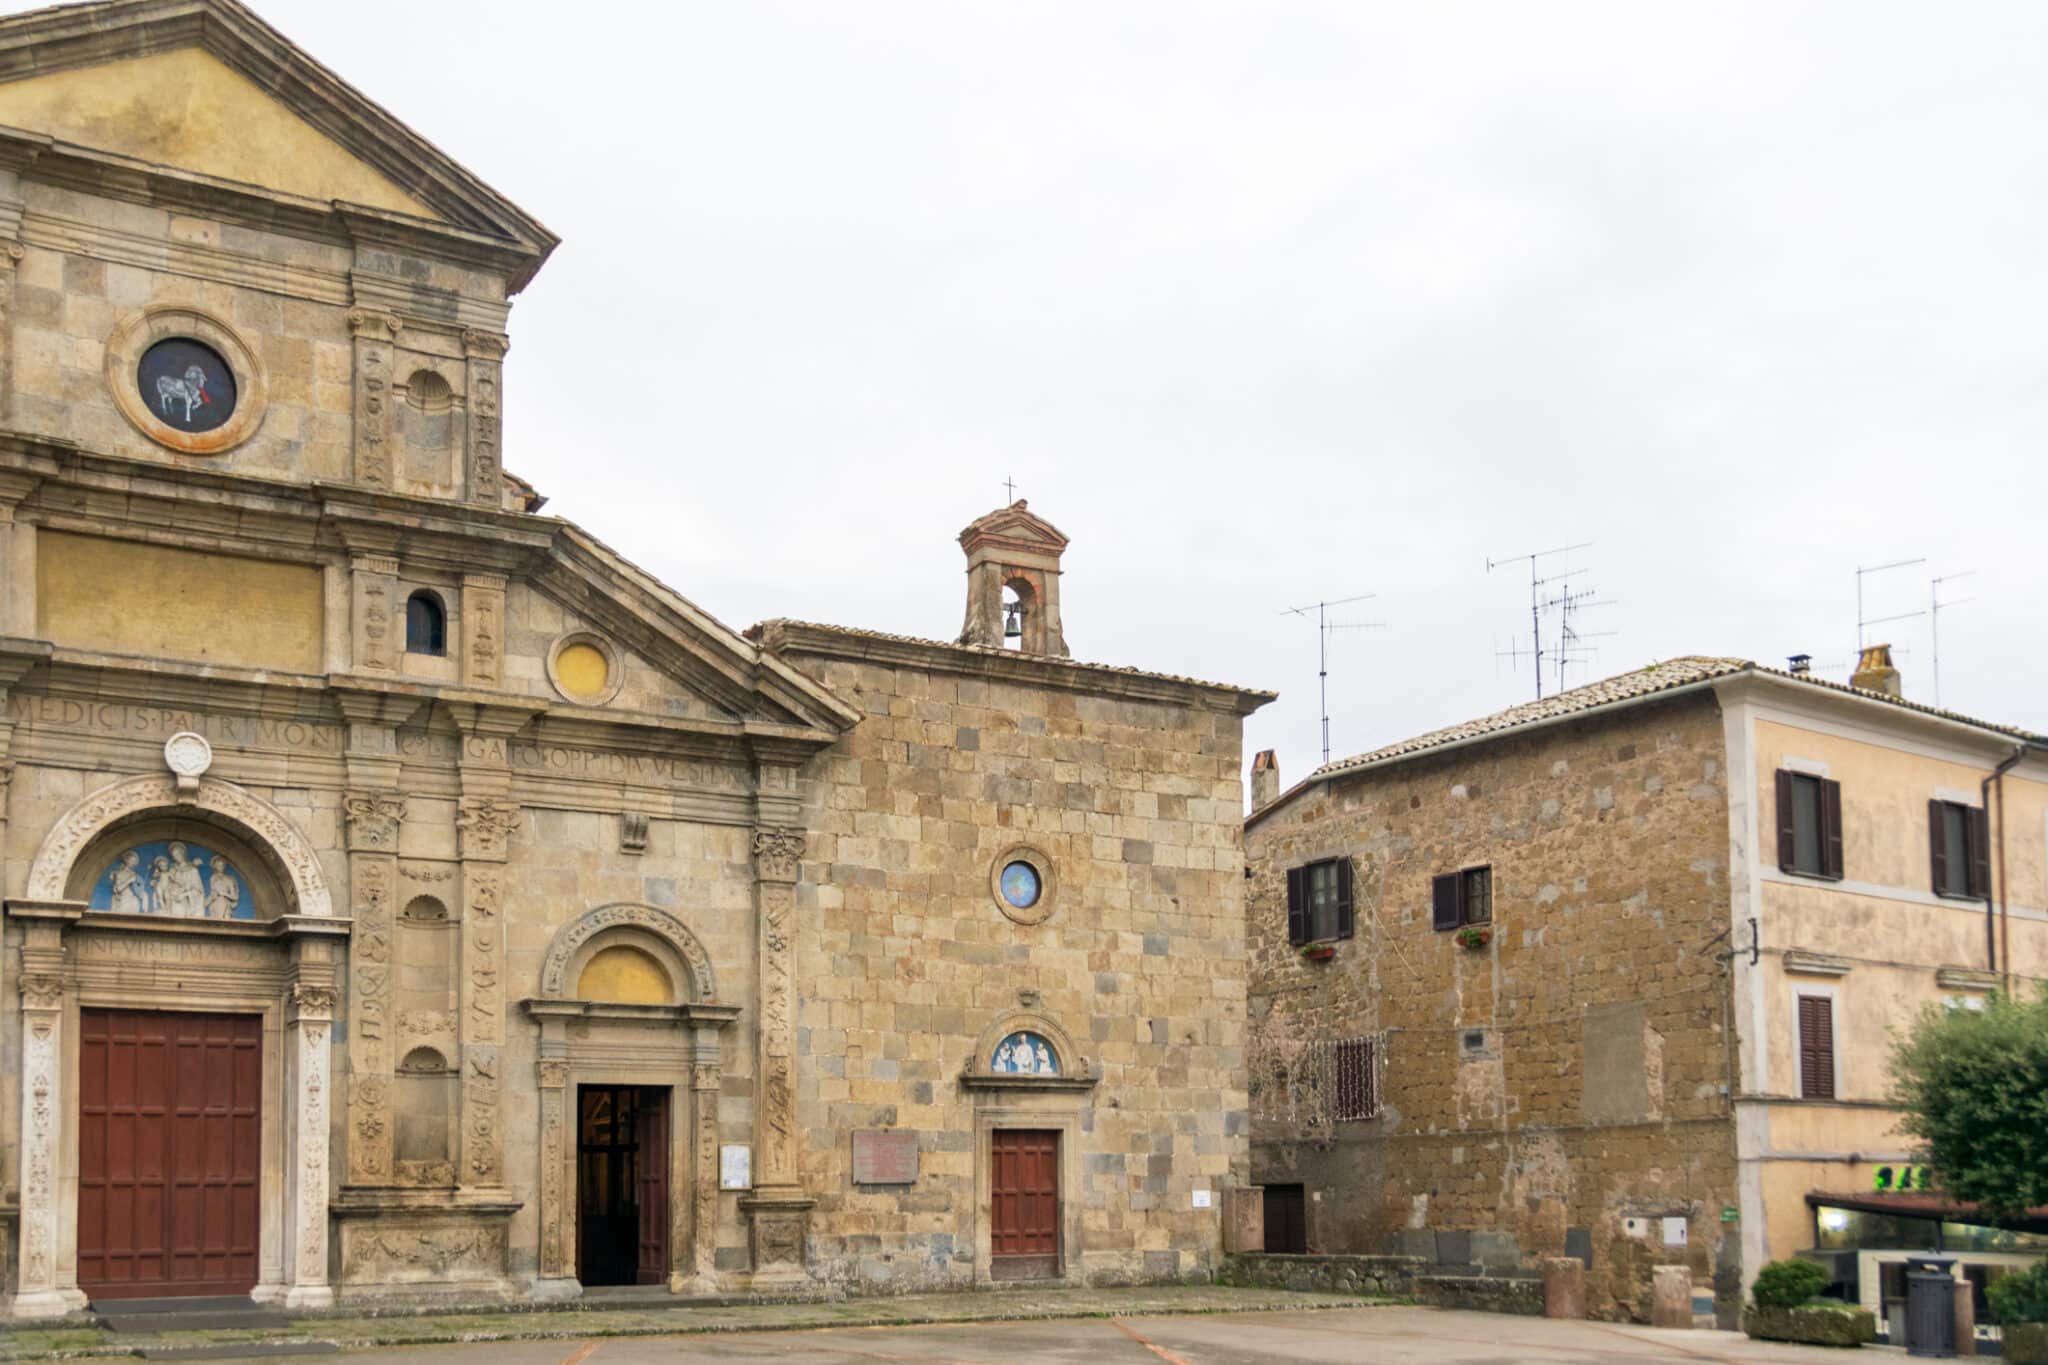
<box><xmin>342</xmin><ymin>792</ymin><xmax>406</xmax><ymax>851</ymax></box>
<box><xmin>457</xmin><ymin>796</ymin><xmax>520</xmax><ymax>862</ymax></box>
<box><xmin>16</xmin><ymin>971</ymin><xmax>63</xmax><ymax>1011</ymax></box>
<box><xmin>346</xmin><ymin>308</ymin><xmax>402</xmax><ymax>340</ymax></box>
<box><xmin>462</xmin><ymin>329</ymin><xmax>510</xmax><ymax>360</ymax></box>
<box><xmin>288</xmin><ymin>981</ymin><xmax>339</xmax><ymax>1022</ymax></box>
<box><xmin>752</xmin><ymin>827</ymin><xmax>806</xmax><ymax>884</ymax></box>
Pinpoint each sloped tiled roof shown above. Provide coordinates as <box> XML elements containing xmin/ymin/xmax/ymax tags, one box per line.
<box><xmin>1250</xmin><ymin>654</ymin><xmax>2043</xmax><ymax>825</ymax></box>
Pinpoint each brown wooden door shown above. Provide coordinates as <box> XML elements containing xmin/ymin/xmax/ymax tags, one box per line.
<box><xmin>78</xmin><ymin>1009</ymin><xmax>261</xmax><ymax>1299</ymax></box>
<box><xmin>1263</xmin><ymin>1183</ymin><xmax>1307</xmax><ymax>1253</ymax></box>
<box><xmin>633</xmin><ymin>1090</ymin><xmax>669</xmax><ymax>1285</ymax></box>
<box><xmin>989</xmin><ymin>1128</ymin><xmax>1058</xmax><ymax>1280</ymax></box>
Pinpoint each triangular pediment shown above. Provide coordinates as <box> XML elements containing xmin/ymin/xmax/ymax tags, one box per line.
<box><xmin>0</xmin><ymin>0</ymin><xmax>555</xmax><ymax>272</ymax></box>
<box><xmin>958</xmin><ymin>500</ymin><xmax>1070</xmax><ymax>554</ymax></box>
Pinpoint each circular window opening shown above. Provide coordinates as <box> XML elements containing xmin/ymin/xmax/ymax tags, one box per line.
<box><xmin>137</xmin><ymin>337</ymin><xmax>237</xmax><ymax>435</ymax></box>
<box><xmin>555</xmin><ymin>642</ymin><xmax>610</xmax><ymax>700</ymax></box>
<box><xmin>1000</xmin><ymin>860</ymin><xmax>1041</xmax><ymax>910</ymax></box>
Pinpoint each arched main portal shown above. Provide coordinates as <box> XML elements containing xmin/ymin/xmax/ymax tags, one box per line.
<box><xmin>7</xmin><ymin>775</ymin><xmax>341</xmax><ymax>1319</ymax></box>
<box><xmin>522</xmin><ymin>904</ymin><xmax>737</xmax><ymax>1298</ymax></box>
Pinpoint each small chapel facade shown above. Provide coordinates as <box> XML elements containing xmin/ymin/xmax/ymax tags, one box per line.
<box><xmin>0</xmin><ymin>0</ymin><xmax>1270</xmax><ymax>1315</ymax></box>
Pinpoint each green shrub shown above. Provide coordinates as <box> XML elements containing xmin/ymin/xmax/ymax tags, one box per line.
<box><xmin>1752</xmin><ymin>1259</ymin><xmax>1831</xmax><ymax>1309</ymax></box>
<box><xmin>1890</xmin><ymin>988</ymin><xmax>2048</xmax><ymax>1217</ymax></box>
<box><xmin>1989</xmin><ymin>1260</ymin><xmax>2048</xmax><ymax>1325</ymax></box>
<box><xmin>1744</xmin><ymin>1304</ymin><xmax>1876</xmax><ymax>1347</ymax></box>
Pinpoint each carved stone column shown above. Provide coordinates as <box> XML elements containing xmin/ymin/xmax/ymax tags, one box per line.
<box><xmin>533</xmin><ymin>1056</ymin><xmax>572</xmax><ymax>1295</ymax></box>
<box><xmin>688</xmin><ymin>1043</ymin><xmax>722</xmax><ymax>1290</ymax></box>
<box><xmin>349</xmin><ymin>310</ymin><xmax>401</xmax><ymax>490</ymax></box>
<box><xmin>342</xmin><ymin>794</ymin><xmax>404</xmax><ymax>1186</ymax></box>
<box><xmin>455</xmin><ymin>795</ymin><xmax>517</xmax><ymax>1189</ymax></box>
<box><xmin>739</xmin><ymin>826</ymin><xmax>812</xmax><ymax>1286</ymax></box>
<box><xmin>459</xmin><ymin>572</ymin><xmax>506</xmax><ymax>689</ymax></box>
<box><xmin>284</xmin><ymin>975</ymin><xmax>339</xmax><ymax>1310</ymax></box>
<box><xmin>9</xmin><ymin>902</ymin><xmax>84</xmax><ymax>1320</ymax></box>
<box><xmin>0</xmin><ymin>237</ymin><xmax>24</xmax><ymax>426</ymax></box>
<box><xmin>461</xmin><ymin>330</ymin><xmax>506</xmax><ymax>507</ymax></box>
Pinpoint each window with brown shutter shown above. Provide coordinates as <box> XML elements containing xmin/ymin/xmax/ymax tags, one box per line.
<box><xmin>1332</xmin><ymin>1037</ymin><xmax>1375</xmax><ymax>1120</ymax></box>
<box><xmin>1431</xmin><ymin>866</ymin><xmax>1493</xmax><ymax>929</ymax></box>
<box><xmin>1798</xmin><ymin>994</ymin><xmax>1835</xmax><ymax>1100</ymax></box>
<box><xmin>1929</xmin><ymin>800</ymin><xmax>1990</xmax><ymax>899</ymax></box>
<box><xmin>1286</xmin><ymin>866</ymin><xmax>1309</xmax><ymax>944</ymax></box>
<box><xmin>1287</xmin><ymin>858</ymin><xmax>1355</xmax><ymax>944</ymax></box>
<box><xmin>1778</xmin><ymin>771</ymin><xmax>1843</xmax><ymax>880</ymax></box>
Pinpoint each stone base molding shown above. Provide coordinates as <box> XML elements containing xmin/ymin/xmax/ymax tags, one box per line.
<box><xmin>330</xmin><ymin>1193</ymin><xmax>520</xmax><ymax>1304</ymax></box>
<box><xmin>738</xmin><ymin>1190</ymin><xmax>815</xmax><ymax>1290</ymax></box>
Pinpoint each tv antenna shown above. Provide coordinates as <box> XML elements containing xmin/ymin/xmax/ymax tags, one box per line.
<box><xmin>1855</xmin><ymin>557</ymin><xmax>1926</xmax><ymax>659</ymax></box>
<box><xmin>1543</xmin><ymin>573</ymin><xmax>1618</xmax><ymax>695</ymax></box>
<box><xmin>1487</xmin><ymin>542</ymin><xmax>1592</xmax><ymax>700</ymax></box>
<box><xmin>1280</xmin><ymin>593</ymin><xmax>1386</xmax><ymax>767</ymax></box>
<box><xmin>1930</xmin><ymin>570</ymin><xmax>1975</xmax><ymax>708</ymax></box>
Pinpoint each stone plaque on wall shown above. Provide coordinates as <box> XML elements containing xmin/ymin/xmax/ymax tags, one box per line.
<box><xmin>851</xmin><ymin>1130</ymin><xmax>919</xmax><ymax>1185</ymax></box>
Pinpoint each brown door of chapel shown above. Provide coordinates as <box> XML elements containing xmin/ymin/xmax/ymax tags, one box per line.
<box><xmin>577</xmin><ymin>1086</ymin><xmax>669</xmax><ymax>1287</ymax></box>
<box><xmin>77</xmin><ymin>1009</ymin><xmax>261</xmax><ymax>1300</ymax></box>
<box><xmin>989</xmin><ymin>1128</ymin><xmax>1058</xmax><ymax>1280</ymax></box>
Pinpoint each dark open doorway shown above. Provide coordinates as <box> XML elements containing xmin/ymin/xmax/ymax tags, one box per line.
<box><xmin>1264</xmin><ymin>1183</ymin><xmax>1308</xmax><ymax>1254</ymax></box>
<box><xmin>576</xmin><ymin>1085</ymin><xmax>670</xmax><ymax>1286</ymax></box>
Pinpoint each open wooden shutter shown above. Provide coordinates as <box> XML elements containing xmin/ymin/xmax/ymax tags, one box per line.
<box><xmin>1928</xmin><ymin>800</ymin><xmax>1949</xmax><ymax>894</ymax></box>
<box><xmin>1820</xmin><ymin>779</ymin><xmax>1845</xmax><ymax>879</ymax></box>
<box><xmin>1431</xmin><ymin>873</ymin><xmax>1459</xmax><ymax>931</ymax></box>
<box><xmin>1286</xmin><ymin>866</ymin><xmax>1308</xmax><ymax>945</ymax></box>
<box><xmin>1969</xmin><ymin>806</ymin><xmax>1992</xmax><ymax>900</ymax></box>
<box><xmin>1334</xmin><ymin>859</ymin><xmax>1355</xmax><ymax>940</ymax></box>
<box><xmin>1775</xmin><ymin>770</ymin><xmax>1797</xmax><ymax>871</ymax></box>
<box><xmin>1798</xmin><ymin>995</ymin><xmax>1835</xmax><ymax>1099</ymax></box>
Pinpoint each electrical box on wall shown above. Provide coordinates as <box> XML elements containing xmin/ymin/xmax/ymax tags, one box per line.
<box><xmin>1622</xmin><ymin>1217</ymin><xmax>1649</xmax><ymax>1240</ymax></box>
<box><xmin>1663</xmin><ymin>1216</ymin><xmax>1688</xmax><ymax>1247</ymax></box>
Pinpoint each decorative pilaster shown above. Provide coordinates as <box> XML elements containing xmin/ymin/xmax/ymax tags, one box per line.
<box><xmin>348</xmin><ymin>310</ymin><xmax>402</xmax><ymax>489</ymax></box>
<box><xmin>348</xmin><ymin>554</ymin><xmax>401</xmax><ymax>675</ymax></box>
<box><xmin>459</xmin><ymin>572</ymin><xmax>506</xmax><ymax>688</ymax></box>
<box><xmin>0</xmin><ymin>238</ymin><xmax>25</xmax><ymax>427</ymax></box>
<box><xmin>534</xmin><ymin>1057</ymin><xmax>570</xmax><ymax>1287</ymax></box>
<box><xmin>689</xmin><ymin>1055</ymin><xmax>721</xmax><ymax>1289</ymax></box>
<box><xmin>462</xmin><ymin>330</ymin><xmax>507</xmax><ymax>507</ymax></box>
<box><xmin>456</xmin><ymin>796</ymin><xmax>518</xmax><ymax>1189</ymax></box>
<box><xmin>741</xmin><ymin>825</ymin><xmax>812</xmax><ymax>1286</ymax></box>
<box><xmin>342</xmin><ymin>793</ymin><xmax>404</xmax><ymax>1185</ymax></box>
<box><xmin>10</xmin><ymin>903</ymin><xmax>84</xmax><ymax>1320</ymax></box>
<box><xmin>285</xmin><ymin>978</ymin><xmax>338</xmax><ymax>1310</ymax></box>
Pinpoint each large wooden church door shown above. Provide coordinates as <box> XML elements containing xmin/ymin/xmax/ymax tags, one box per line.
<box><xmin>77</xmin><ymin>1009</ymin><xmax>262</xmax><ymax>1299</ymax></box>
<box><xmin>576</xmin><ymin>1086</ymin><xmax>669</xmax><ymax>1287</ymax></box>
<box><xmin>989</xmin><ymin>1128</ymin><xmax>1059</xmax><ymax>1280</ymax></box>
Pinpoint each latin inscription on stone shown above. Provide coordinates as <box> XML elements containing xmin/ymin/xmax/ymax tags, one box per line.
<box><xmin>851</xmin><ymin>1130</ymin><xmax>918</xmax><ymax>1186</ymax></box>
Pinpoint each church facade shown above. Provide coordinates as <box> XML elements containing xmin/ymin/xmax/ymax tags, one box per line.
<box><xmin>0</xmin><ymin>0</ymin><xmax>1270</xmax><ymax>1314</ymax></box>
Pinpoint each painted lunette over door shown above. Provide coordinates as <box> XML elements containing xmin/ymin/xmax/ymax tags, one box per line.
<box><xmin>76</xmin><ymin>1010</ymin><xmax>262</xmax><ymax>1298</ymax></box>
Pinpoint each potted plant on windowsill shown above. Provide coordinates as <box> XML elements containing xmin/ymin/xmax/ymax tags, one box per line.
<box><xmin>1298</xmin><ymin>941</ymin><xmax>1337</xmax><ymax>963</ymax></box>
<box><xmin>1456</xmin><ymin>925</ymin><xmax>1492</xmax><ymax>949</ymax></box>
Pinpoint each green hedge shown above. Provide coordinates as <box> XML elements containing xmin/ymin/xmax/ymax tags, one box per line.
<box><xmin>1752</xmin><ymin>1259</ymin><xmax>1831</xmax><ymax>1309</ymax></box>
<box><xmin>1743</xmin><ymin>1303</ymin><xmax>1876</xmax><ymax>1348</ymax></box>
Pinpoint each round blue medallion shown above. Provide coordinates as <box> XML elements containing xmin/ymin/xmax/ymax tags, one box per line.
<box><xmin>137</xmin><ymin>337</ymin><xmax>237</xmax><ymax>434</ymax></box>
<box><xmin>1000</xmin><ymin>860</ymin><xmax>1041</xmax><ymax>910</ymax></box>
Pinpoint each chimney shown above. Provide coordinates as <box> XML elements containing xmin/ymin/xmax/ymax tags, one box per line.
<box><xmin>1850</xmin><ymin>643</ymin><xmax>1901</xmax><ymax>697</ymax></box>
<box><xmin>1787</xmin><ymin>654</ymin><xmax>1812</xmax><ymax>676</ymax></box>
<box><xmin>1250</xmin><ymin>749</ymin><xmax>1279</xmax><ymax>812</ymax></box>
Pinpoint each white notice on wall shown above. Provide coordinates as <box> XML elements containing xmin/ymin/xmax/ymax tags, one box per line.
<box><xmin>1192</xmin><ymin>1189</ymin><xmax>1213</xmax><ymax>1209</ymax></box>
<box><xmin>720</xmin><ymin>1144</ymin><xmax>751</xmax><ymax>1190</ymax></box>
<box><xmin>1662</xmin><ymin>1216</ymin><xmax>1688</xmax><ymax>1247</ymax></box>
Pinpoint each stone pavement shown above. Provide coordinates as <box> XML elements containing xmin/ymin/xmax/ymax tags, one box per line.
<box><xmin>0</xmin><ymin>1286</ymin><xmax>1376</xmax><ymax>1361</ymax></box>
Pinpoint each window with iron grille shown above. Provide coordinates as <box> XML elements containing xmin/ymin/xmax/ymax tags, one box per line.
<box><xmin>1332</xmin><ymin>1037</ymin><xmax>1376</xmax><ymax>1121</ymax></box>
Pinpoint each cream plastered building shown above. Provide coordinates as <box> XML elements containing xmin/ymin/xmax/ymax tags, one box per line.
<box><xmin>1244</xmin><ymin>650</ymin><xmax>2045</xmax><ymax>1321</ymax></box>
<box><xmin>0</xmin><ymin>0</ymin><xmax>1271</xmax><ymax>1316</ymax></box>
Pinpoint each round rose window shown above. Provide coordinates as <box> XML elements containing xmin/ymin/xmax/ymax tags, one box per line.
<box><xmin>999</xmin><ymin>860</ymin><xmax>1041</xmax><ymax>910</ymax></box>
<box><xmin>137</xmin><ymin>337</ymin><xmax>237</xmax><ymax>435</ymax></box>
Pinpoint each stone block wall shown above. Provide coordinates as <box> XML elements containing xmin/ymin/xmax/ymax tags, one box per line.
<box><xmin>1244</xmin><ymin>693</ymin><xmax>1740</xmax><ymax>1322</ymax></box>
<box><xmin>770</xmin><ymin>626</ymin><xmax>1264</xmax><ymax>1290</ymax></box>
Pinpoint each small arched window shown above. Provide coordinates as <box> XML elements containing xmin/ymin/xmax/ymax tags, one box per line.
<box><xmin>405</xmin><ymin>591</ymin><xmax>446</xmax><ymax>655</ymax></box>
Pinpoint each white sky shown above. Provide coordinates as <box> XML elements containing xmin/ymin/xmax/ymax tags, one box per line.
<box><xmin>58</xmin><ymin>1</ymin><xmax>2048</xmax><ymax>782</ymax></box>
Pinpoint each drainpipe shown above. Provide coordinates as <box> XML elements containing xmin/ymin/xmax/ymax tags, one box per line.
<box><xmin>1982</xmin><ymin>746</ymin><xmax>2028</xmax><ymax>987</ymax></box>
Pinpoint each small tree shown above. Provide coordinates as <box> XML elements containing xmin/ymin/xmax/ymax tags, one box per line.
<box><xmin>1890</xmin><ymin>989</ymin><xmax>2048</xmax><ymax>1217</ymax></box>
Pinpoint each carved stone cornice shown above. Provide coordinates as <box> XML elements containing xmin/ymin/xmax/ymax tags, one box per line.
<box><xmin>343</xmin><ymin>793</ymin><xmax>407</xmax><ymax>852</ymax></box>
<box><xmin>752</xmin><ymin>828</ymin><xmax>806</xmax><ymax>884</ymax></box>
<box><xmin>456</xmin><ymin>797</ymin><xmax>519</xmax><ymax>862</ymax></box>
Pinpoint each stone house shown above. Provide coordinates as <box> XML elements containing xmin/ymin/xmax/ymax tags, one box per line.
<box><xmin>1243</xmin><ymin>652</ymin><xmax>2047</xmax><ymax>1325</ymax></box>
<box><xmin>0</xmin><ymin>0</ymin><xmax>1271</xmax><ymax>1314</ymax></box>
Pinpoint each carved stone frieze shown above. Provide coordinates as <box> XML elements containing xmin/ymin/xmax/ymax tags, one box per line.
<box><xmin>456</xmin><ymin>798</ymin><xmax>519</xmax><ymax>862</ymax></box>
<box><xmin>537</xmin><ymin>1080</ymin><xmax>566</xmax><ymax>1277</ymax></box>
<box><xmin>351</xmin><ymin>556</ymin><xmax>400</xmax><ymax>673</ymax></box>
<box><xmin>343</xmin><ymin>792</ymin><xmax>407</xmax><ymax>851</ymax></box>
<box><xmin>338</xmin><ymin>1220</ymin><xmax>509</xmax><ymax>1285</ymax></box>
<box><xmin>347</xmin><ymin>847</ymin><xmax>397</xmax><ymax>1184</ymax></box>
<box><xmin>462</xmin><ymin>333</ymin><xmax>505</xmax><ymax>506</ymax></box>
<box><xmin>460</xmin><ymin>574</ymin><xmax>506</xmax><ymax>688</ymax></box>
<box><xmin>348</xmin><ymin>310</ymin><xmax>402</xmax><ymax>489</ymax></box>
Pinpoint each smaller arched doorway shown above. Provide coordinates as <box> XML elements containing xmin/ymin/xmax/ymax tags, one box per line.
<box><xmin>522</xmin><ymin>905</ymin><xmax>737</xmax><ymax>1298</ymax></box>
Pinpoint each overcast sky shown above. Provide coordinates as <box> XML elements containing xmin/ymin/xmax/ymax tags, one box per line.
<box><xmin>96</xmin><ymin>2</ymin><xmax>2048</xmax><ymax>781</ymax></box>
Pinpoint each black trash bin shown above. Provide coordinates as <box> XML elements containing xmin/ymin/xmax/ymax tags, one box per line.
<box><xmin>1903</xmin><ymin>1256</ymin><xmax>1957</xmax><ymax>1358</ymax></box>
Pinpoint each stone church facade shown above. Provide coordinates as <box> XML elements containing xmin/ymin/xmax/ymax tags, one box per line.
<box><xmin>0</xmin><ymin>0</ymin><xmax>1270</xmax><ymax>1315</ymax></box>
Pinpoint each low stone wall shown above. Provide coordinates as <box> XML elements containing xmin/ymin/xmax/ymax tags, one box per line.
<box><xmin>1416</xmin><ymin>1273</ymin><xmax>1545</xmax><ymax>1317</ymax></box>
<box><xmin>1219</xmin><ymin>1253</ymin><xmax>1425</xmax><ymax>1297</ymax></box>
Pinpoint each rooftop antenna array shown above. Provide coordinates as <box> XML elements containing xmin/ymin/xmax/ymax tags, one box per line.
<box><xmin>1855</xmin><ymin>557</ymin><xmax>1926</xmax><ymax>659</ymax></box>
<box><xmin>1488</xmin><ymin>542</ymin><xmax>1612</xmax><ymax>700</ymax></box>
<box><xmin>1929</xmin><ymin>570</ymin><xmax>1975</xmax><ymax>709</ymax></box>
<box><xmin>1280</xmin><ymin>593</ymin><xmax>1386</xmax><ymax>767</ymax></box>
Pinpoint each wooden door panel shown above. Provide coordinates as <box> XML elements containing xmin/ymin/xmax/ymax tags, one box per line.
<box><xmin>990</xmin><ymin>1129</ymin><xmax>1058</xmax><ymax>1278</ymax></box>
<box><xmin>79</xmin><ymin>1010</ymin><xmax>261</xmax><ymax>1300</ymax></box>
<box><xmin>634</xmin><ymin>1089</ymin><xmax>670</xmax><ymax>1285</ymax></box>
